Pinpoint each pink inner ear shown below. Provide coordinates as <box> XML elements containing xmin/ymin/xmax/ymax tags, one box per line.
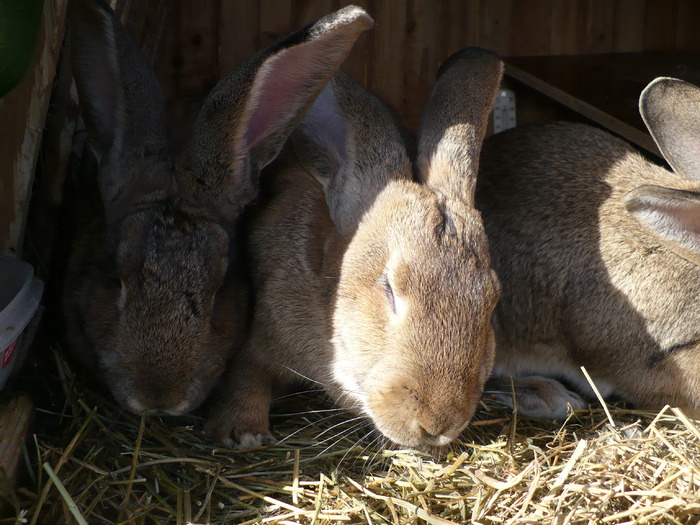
<box><xmin>639</xmin><ymin>194</ymin><xmax>700</xmax><ymax>252</ymax></box>
<box><xmin>667</xmin><ymin>202</ymin><xmax>700</xmax><ymax>241</ymax></box>
<box><xmin>245</xmin><ymin>38</ymin><xmax>342</xmax><ymax>150</ymax></box>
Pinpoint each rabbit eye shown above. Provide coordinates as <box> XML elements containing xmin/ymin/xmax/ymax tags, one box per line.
<box><xmin>383</xmin><ymin>274</ymin><xmax>397</xmax><ymax>315</ymax></box>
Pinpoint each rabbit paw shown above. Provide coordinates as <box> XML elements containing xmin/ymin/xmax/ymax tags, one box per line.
<box><xmin>205</xmin><ymin>405</ymin><xmax>274</xmax><ymax>449</ymax></box>
<box><xmin>235</xmin><ymin>432</ymin><xmax>277</xmax><ymax>450</ymax></box>
<box><xmin>486</xmin><ymin>375</ymin><xmax>588</xmax><ymax>420</ymax></box>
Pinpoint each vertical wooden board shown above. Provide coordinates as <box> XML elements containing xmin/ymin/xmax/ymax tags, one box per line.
<box><xmin>259</xmin><ymin>0</ymin><xmax>293</xmax><ymax>48</ymax></box>
<box><xmin>583</xmin><ymin>0</ymin><xmax>616</xmax><ymax>53</ymax></box>
<box><xmin>675</xmin><ymin>0</ymin><xmax>700</xmax><ymax>51</ymax></box>
<box><xmin>154</xmin><ymin>0</ymin><xmax>181</xmax><ymax>101</ymax></box>
<box><xmin>171</xmin><ymin>0</ymin><xmax>220</xmax><ymax>96</ymax></box>
<box><xmin>0</xmin><ymin>0</ymin><xmax>68</xmax><ymax>256</ymax></box>
<box><xmin>550</xmin><ymin>0</ymin><xmax>586</xmax><ymax>55</ymax></box>
<box><xmin>445</xmin><ymin>0</ymin><xmax>480</xmax><ymax>54</ymax></box>
<box><xmin>404</xmin><ymin>0</ymin><xmax>440</xmax><ymax>130</ymax></box>
<box><xmin>479</xmin><ymin>0</ymin><xmax>513</xmax><ymax>56</ymax></box>
<box><xmin>218</xmin><ymin>0</ymin><xmax>260</xmax><ymax>76</ymax></box>
<box><xmin>368</xmin><ymin>0</ymin><xmax>407</xmax><ymax>120</ymax></box>
<box><xmin>615</xmin><ymin>0</ymin><xmax>646</xmax><ymax>52</ymax></box>
<box><xmin>434</xmin><ymin>0</ymin><xmax>453</xmax><ymax>67</ymax></box>
<box><xmin>511</xmin><ymin>0</ymin><xmax>552</xmax><ymax>56</ymax></box>
<box><xmin>0</xmin><ymin>395</ymin><xmax>33</xmax><ymax>510</ymax></box>
<box><xmin>294</xmin><ymin>0</ymin><xmax>337</xmax><ymax>27</ymax></box>
<box><xmin>342</xmin><ymin>0</ymin><xmax>371</xmax><ymax>88</ymax></box>
<box><xmin>644</xmin><ymin>0</ymin><xmax>678</xmax><ymax>51</ymax></box>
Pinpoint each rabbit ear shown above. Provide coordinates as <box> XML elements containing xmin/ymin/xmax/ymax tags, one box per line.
<box><xmin>625</xmin><ymin>185</ymin><xmax>700</xmax><ymax>258</ymax></box>
<box><xmin>185</xmin><ymin>6</ymin><xmax>374</xmax><ymax>223</ymax></box>
<box><xmin>290</xmin><ymin>74</ymin><xmax>412</xmax><ymax>236</ymax></box>
<box><xmin>416</xmin><ymin>48</ymin><xmax>503</xmax><ymax>206</ymax></box>
<box><xmin>71</xmin><ymin>0</ymin><xmax>171</xmax><ymax>224</ymax></box>
<box><xmin>640</xmin><ymin>78</ymin><xmax>700</xmax><ymax>182</ymax></box>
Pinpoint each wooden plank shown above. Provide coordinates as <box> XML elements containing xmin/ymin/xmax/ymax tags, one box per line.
<box><xmin>218</xmin><ymin>0</ymin><xmax>260</xmax><ymax>76</ymax></box>
<box><xmin>446</xmin><ymin>0</ymin><xmax>480</xmax><ymax>53</ymax></box>
<box><xmin>0</xmin><ymin>0</ymin><xmax>69</xmax><ymax>257</ymax></box>
<box><xmin>0</xmin><ymin>395</ymin><xmax>34</xmax><ymax>514</ymax></box>
<box><xmin>583</xmin><ymin>0</ymin><xmax>616</xmax><ymax>53</ymax></box>
<box><xmin>154</xmin><ymin>0</ymin><xmax>181</xmax><ymax>101</ymax></box>
<box><xmin>259</xmin><ymin>0</ymin><xmax>293</xmax><ymax>48</ymax></box>
<box><xmin>615</xmin><ymin>0</ymin><xmax>646</xmax><ymax>52</ymax></box>
<box><xmin>479</xmin><ymin>0</ymin><xmax>513</xmax><ymax>56</ymax></box>
<box><xmin>368</xmin><ymin>0</ymin><xmax>407</xmax><ymax>119</ymax></box>
<box><xmin>404</xmin><ymin>0</ymin><xmax>440</xmax><ymax>131</ymax></box>
<box><xmin>505</xmin><ymin>60</ymin><xmax>657</xmax><ymax>155</ymax></box>
<box><xmin>675</xmin><ymin>0</ymin><xmax>700</xmax><ymax>51</ymax></box>
<box><xmin>505</xmin><ymin>53</ymin><xmax>700</xmax><ymax>156</ymax></box>
<box><xmin>550</xmin><ymin>0</ymin><xmax>586</xmax><ymax>55</ymax></box>
<box><xmin>294</xmin><ymin>0</ymin><xmax>337</xmax><ymax>27</ymax></box>
<box><xmin>511</xmin><ymin>0</ymin><xmax>551</xmax><ymax>56</ymax></box>
<box><xmin>644</xmin><ymin>0</ymin><xmax>678</xmax><ymax>51</ymax></box>
<box><xmin>170</xmin><ymin>0</ymin><xmax>220</xmax><ymax>96</ymax></box>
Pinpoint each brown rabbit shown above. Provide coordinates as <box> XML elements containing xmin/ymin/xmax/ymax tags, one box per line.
<box><xmin>476</xmin><ymin>77</ymin><xmax>700</xmax><ymax>419</ymax></box>
<box><xmin>63</xmin><ymin>0</ymin><xmax>373</xmax><ymax>415</ymax></box>
<box><xmin>206</xmin><ymin>48</ymin><xmax>504</xmax><ymax>448</ymax></box>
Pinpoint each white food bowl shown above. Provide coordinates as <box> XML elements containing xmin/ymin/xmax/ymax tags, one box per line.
<box><xmin>0</xmin><ymin>255</ymin><xmax>44</xmax><ymax>391</ymax></box>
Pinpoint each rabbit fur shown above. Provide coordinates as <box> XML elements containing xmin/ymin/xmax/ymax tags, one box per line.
<box><xmin>64</xmin><ymin>0</ymin><xmax>372</xmax><ymax>415</ymax></box>
<box><xmin>206</xmin><ymin>48</ymin><xmax>504</xmax><ymax>448</ymax></box>
<box><xmin>476</xmin><ymin>77</ymin><xmax>700</xmax><ymax>419</ymax></box>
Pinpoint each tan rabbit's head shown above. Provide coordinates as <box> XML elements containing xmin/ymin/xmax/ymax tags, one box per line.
<box><xmin>293</xmin><ymin>49</ymin><xmax>504</xmax><ymax>446</ymax></box>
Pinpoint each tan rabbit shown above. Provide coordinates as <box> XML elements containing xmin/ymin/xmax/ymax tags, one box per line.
<box><xmin>63</xmin><ymin>0</ymin><xmax>373</xmax><ymax>415</ymax></box>
<box><xmin>206</xmin><ymin>48</ymin><xmax>504</xmax><ymax>448</ymax></box>
<box><xmin>476</xmin><ymin>77</ymin><xmax>700</xmax><ymax>419</ymax></box>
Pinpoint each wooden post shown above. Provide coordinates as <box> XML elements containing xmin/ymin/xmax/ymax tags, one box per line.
<box><xmin>0</xmin><ymin>395</ymin><xmax>34</xmax><ymax>512</ymax></box>
<box><xmin>0</xmin><ymin>0</ymin><xmax>69</xmax><ymax>257</ymax></box>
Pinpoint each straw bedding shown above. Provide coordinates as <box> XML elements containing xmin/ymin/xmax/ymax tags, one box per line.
<box><xmin>4</xmin><ymin>348</ymin><xmax>700</xmax><ymax>524</ymax></box>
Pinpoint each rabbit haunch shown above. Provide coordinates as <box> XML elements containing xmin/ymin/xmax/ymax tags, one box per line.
<box><xmin>206</xmin><ymin>47</ymin><xmax>503</xmax><ymax>448</ymax></box>
<box><xmin>65</xmin><ymin>0</ymin><xmax>371</xmax><ymax>415</ymax></box>
<box><xmin>476</xmin><ymin>77</ymin><xmax>700</xmax><ymax>419</ymax></box>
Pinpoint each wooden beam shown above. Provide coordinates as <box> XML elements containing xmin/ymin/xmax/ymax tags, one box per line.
<box><xmin>0</xmin><ymin>395</ymin><xmax>33</xmax><ymax>513</ymax></box>
<box><xmin>0</xmin><ymin>0</ymin><xmax>69</xmax><ymax>257</ymax></box>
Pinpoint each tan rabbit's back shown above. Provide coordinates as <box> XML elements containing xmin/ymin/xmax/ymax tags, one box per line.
<box><xmin>477</xmin><ymin>120</ymin><xmax>700</xmax><ymax>413</ymax></box>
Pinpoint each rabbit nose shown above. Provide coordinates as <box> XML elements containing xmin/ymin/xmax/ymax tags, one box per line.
<box><xmin>125</xmin><ymin>395</ymin><xmax>190</xmax><ymax>416</ymax></box>
<box><xmin>124</xmin><ymin>381</ymin><xmax>191</xmax><ymax>415</ymax></box>
<box><xmin>416</xmin><ymin>415</ymin><xmax>459</xmax><ymax>445</ymax></box>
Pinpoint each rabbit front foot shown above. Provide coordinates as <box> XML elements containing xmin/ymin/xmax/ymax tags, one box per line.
<box><xmin>205</xmin><ymin>407</ymin><xmax>275</xmax><ymax>447</ymax></box>
<box><xmin>235</xmin><ymin>431</ymin><xmax>277</xmax><ymax>450</ymax></box>
<box><xmin>486</xmin><ymin>375</ymin><xmax>588</xmax><ymax>420</ymax></box>
<box><xmin>206</xmin><ymin>415</ymin><xmax>276</xmax><ymax>449</ymax></box>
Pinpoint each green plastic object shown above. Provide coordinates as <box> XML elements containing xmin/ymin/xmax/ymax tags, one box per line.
<box><xmin>0</xmin><ymin>0</ymin><xmax>44</xmax><ymax>98</ymax></box>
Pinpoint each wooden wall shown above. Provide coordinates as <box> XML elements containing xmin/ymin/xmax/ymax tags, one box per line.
<box><xmin>156</xmin><ymin>0</ymin><xmax>700</xmax><ymax>131</ymax></box>
<box><xmin>4</xmin><ymin>0</ymin><xmax>698</xmax><ymax>257</ymax></box>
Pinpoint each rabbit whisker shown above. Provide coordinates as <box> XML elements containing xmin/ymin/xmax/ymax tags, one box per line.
<box><xmin>272</xmin><ymin>407</ymin><xmax>346</xmax><ymax>418</ymax></box>
<box><xmin>312</xmin><ymin>423</ymin><xmax>368</xmax><ymax>460</ymax></box>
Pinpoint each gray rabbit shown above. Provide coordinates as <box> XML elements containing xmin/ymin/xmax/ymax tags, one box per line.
<box><xmin>64</xmin><ymin>0</ymin><xmax>371</xmax><ymax>415</ymax></box>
